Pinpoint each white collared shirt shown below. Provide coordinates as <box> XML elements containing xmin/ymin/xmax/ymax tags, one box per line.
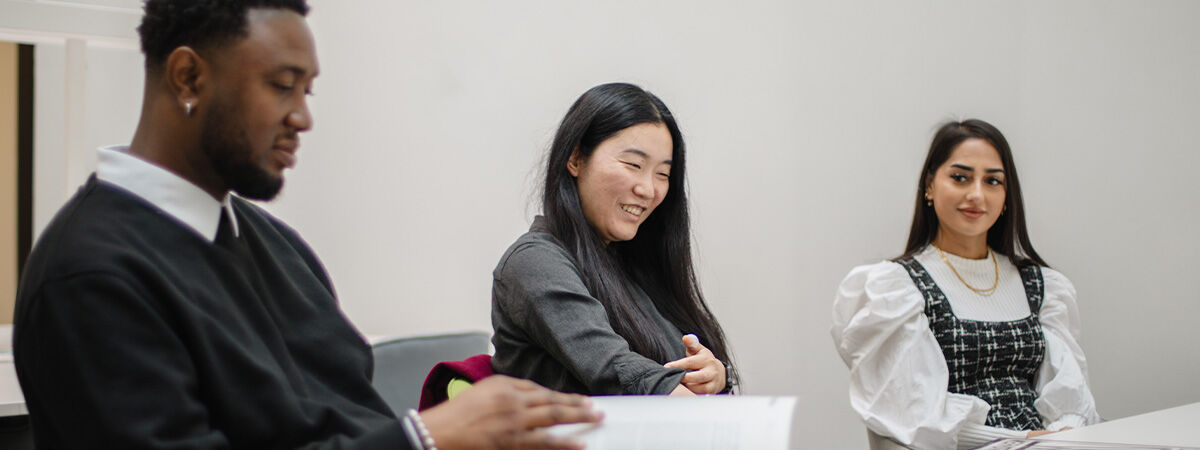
<box><xmin>95</xmin><ymin>145</ymin><xmax>239</xmax><ymax>243</ymax></box>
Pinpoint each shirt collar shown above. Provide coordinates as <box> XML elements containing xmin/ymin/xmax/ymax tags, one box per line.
<box><xmin>95</xmin><ymin>145</ymin><xmax>239</xmax><ymax>243</ymax></box>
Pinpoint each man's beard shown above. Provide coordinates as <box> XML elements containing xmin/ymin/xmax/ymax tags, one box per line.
<box><xmin>199</xmin><ymin>103</ymin><xmax>284</xmax><ymax>201</ymax></box>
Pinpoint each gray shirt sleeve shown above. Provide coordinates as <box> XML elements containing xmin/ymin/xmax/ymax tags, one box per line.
<box><xmin>493</xmin><ymin>240</ymin><xmax>686</xmax><ymax>395</ymax></box>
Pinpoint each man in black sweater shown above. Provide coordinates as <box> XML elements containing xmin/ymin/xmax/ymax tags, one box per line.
<box><xmin>12</xmin><ymin>1</ymin><xmax>600</xmax><ymax>448</ymax></box>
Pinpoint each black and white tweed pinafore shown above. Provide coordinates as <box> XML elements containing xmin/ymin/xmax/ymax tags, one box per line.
<box><xmin>896</xmin><ymin>257</ymin><xmax>1047</xmax><ymax>430</ymax></box>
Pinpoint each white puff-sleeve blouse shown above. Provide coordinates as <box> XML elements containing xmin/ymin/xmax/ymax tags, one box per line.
<box><xmin>830</xmin><ymin>259</ymin><xmax>1100</xmax><ymax>449</ymax></box>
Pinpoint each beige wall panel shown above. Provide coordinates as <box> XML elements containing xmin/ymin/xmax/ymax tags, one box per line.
<box><xmin>0</xmin><ymin>41</ymin><xmax>18</xmax><ymax>324</ymax></box>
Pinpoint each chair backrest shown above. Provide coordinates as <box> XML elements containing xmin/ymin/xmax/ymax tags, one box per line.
<box><xmin>370</xmin><ymin>331</ymin><xmax>490</xmax><ymax>415</ymax></box>
<box><xmin>867</xmin><ymin>429</ymin><xmax>912</xmax><ymax>450</ymax></box>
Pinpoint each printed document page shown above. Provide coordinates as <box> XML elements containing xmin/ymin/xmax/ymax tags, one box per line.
<box><xmin>975</xmin><ymin>438</ymin><xmax>1199</xmax><ymax>450</ymax></box>
<box><xmin>547</xmin><ymin>395</ymin><xmax>796</xmax><ymax>449</ymax></box>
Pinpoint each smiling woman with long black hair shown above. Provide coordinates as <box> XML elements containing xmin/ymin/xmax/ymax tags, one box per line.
<box><xmin>490</xmin><ymin>82</ymin><xmax>736</xmax><ymax>396</ymax></box>
<box><xmin>831</xmin><ymin>119</ymin><xmax>1101</xmax><ymax>449</ymax></box>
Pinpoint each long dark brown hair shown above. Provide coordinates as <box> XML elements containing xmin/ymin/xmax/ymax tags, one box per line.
<box><xmin>897</xmin><ymin>119</ymin><xmax>1048</xmax><ymax>268</ymax></box>
<box><xmin>541</xmin><ymin>83</ymin><xmax>736</xmax><ymax>382</ymax></box>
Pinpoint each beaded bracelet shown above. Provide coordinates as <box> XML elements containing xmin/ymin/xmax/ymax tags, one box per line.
<box><xmin>405</xmin><ymin>409</ymin><xmax>438</xmax><ymax>450</ymax></box>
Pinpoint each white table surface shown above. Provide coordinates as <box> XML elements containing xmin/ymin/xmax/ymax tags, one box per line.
<box><xmin>1042</xmin><ymin>402</ymin><xmax>1200</xmax><ymax>447</ymax></box>
<box><xmin>0</xmin><ymin>353</ymin><xmax>28</xmax><ymax>417</ymax></box>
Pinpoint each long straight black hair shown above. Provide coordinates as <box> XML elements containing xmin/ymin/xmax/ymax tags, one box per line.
<box><xmin>897</xmin><ymin>119</ymin><xmax>1049</xmax><ymax>268</ymax></box>
<box><xmin>541</xmin><ymin>82</ymin><xmax>735</xmax><ymax>376</ymax></box>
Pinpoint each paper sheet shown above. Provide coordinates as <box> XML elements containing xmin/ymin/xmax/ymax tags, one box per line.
<box><xmin>546</xmin><ymin>395</ymin><xmax>796</xmax><ymax>449</ymax></box>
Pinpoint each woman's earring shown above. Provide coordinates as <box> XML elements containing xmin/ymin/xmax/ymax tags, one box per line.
<box><xmin>924</xmin><ymin>192</ymin><xmax>933</xmax><ymax>207</ymax></box>
<box><xmin>184</xmin><ymin>102</ymin><xmax>193</xmax><ymax>116</ymax></box>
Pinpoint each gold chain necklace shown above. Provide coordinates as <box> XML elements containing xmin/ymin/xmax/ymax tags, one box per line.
<box><xmin>935</xmin><ymin>245</ymin><xmax>999</xmax><ymax>296</ymax></box>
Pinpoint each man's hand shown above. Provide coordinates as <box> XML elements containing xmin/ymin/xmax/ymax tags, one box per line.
<box><xmin>663</xmin><ymin>334</ymin><xmax>726</xmax><ymax>394</ymax></box>
<box><xmin>420</xmin><ymin>375</ymin><xmax>603</xmax><ymax>450</ymax></box>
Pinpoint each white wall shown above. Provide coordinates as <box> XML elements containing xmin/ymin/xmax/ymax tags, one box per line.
<box><xmin>5</xmin><ymin>1</ymin><xmax>1198</xmax><ymax>448</ymax></box>
<box><xmin>23</xmin><ymin>43</ymin><xmax>141</xmax><ymax>237</ymax></box>
<box><xmin>284</xmin><ymin>1</ymin><xmax>1200</xmax><ymax>448</ymax></box>
<box><xmin>1014</xmin><ymin>2</ymin><xmax>1200</xmax><ymax>420</ymax></box>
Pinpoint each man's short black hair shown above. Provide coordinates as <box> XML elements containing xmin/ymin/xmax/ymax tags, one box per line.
<box><xmin>137</xmin><ymin>0</ymin><xmax>310</xmax><ymax>73</ymax></box>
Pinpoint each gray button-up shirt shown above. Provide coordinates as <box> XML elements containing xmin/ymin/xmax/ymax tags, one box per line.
<box><xmin>490</xmin><ymin>218</ymin><xmax>687</xmax><ymax>395</ymax></box>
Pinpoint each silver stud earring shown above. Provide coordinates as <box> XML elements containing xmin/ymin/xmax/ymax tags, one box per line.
<box><xmin>184</xmin><ymin>102</ymin><xmax>193</xmax><ymax>116</ymax></box>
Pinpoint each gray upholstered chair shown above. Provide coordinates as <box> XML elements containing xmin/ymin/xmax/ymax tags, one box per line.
<box><xmin>868</xmin><ymin>429</ymin><xmax>913</xmax><ymax>450</ymax></box>
<box><xmin>370</xmin><ymin>331</ymin><xmax>490</xmax><ymax>415</ymax></box>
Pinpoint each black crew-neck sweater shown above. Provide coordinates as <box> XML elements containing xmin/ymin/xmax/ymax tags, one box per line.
<box><xmin>13</xmin><ymin>176</ymin><xmax>412</xmax><ymax>449</ymax></box>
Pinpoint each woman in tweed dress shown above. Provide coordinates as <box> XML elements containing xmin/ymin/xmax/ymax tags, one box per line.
<box><xmin>831</xmin><ymin>119</ymin><xmax>1100</xmax><ymax>449</ymax></box>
